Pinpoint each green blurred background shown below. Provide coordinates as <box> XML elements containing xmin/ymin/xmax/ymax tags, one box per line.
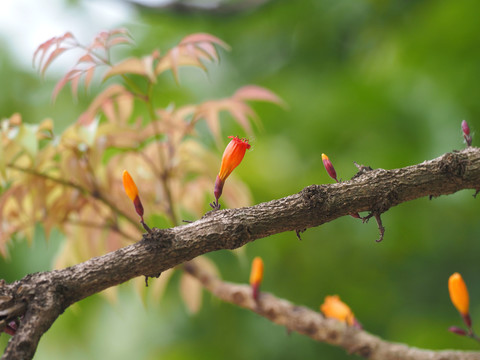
<box><xmin>1</xmin><ymin>0</ymin><xmax>480</xmax><ymax>358</ymax></box>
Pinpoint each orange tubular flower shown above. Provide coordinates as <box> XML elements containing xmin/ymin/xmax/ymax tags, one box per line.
<box><xmin>320</xmin><ymin>295</ymin><xmax>356</xmax><ymax>326</ymax></box>
<box><xmin>212</xmin><ymin>136</ymin><xmax>251</xmax><ymax>209</ymax></box>
<box><xmin>249</xmin><ymin>256</ymin><xmax>264</xmax><ymax>301</ymax></box>
<box><xmin>122</xmin><ymin>170</ymin><xmax>144</xmax><ymax>218</ymax></box>
<box><xmin>449</xmin><ymin>272</ymin><xmax>471</xmax><ymax>327</ymax></box>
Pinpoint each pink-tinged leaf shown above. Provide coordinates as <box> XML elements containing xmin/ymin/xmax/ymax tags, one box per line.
<box><xmin>101</xmin><ymin>99</ymin><xmax>116</xmax><ymax>123</ymax></box>
<box><xmin>103</xmin><ymin>57</ymin><xmax>149</xmax><ymax>80</ymax></box>
<box><xmin>70</xmin><ymin>71</ymin><xmax>82</xmax><ymax>100</ymax></box>
<box><xmin>154</xmin><ymin>33</ymin><xmax>229</xmax><ymax>80</ymax></box>
<box><xmin>97</xmin><ymin>31</ymin><xmax>109</xmax><ymax>41</ymax></box>
<box><xmin>180</xmin><ymin>33</ymin><xmax>230</xmax><ymax>51</ymax></box>
<box><xmin>90</xmin><ymin>39</ymin><xmax>106</xmax><ymax>50</ymax></box>
<box><xmin>141</xmin><ymin>55</ymin><xmax>157</xmax><ymax>82</ymax></box>
<box><xmin>40</xmin><ymin>47</ymin><xmax>68</xmax><ymax>77</ymax></box>
<box><xmin>196</xmin><ymin>42</ymin><xmax>219</xmax><ymax>62</ymax></box>
<box><xmin>116</xmin><ymin>93</ymin><xmax>134</xmax><ymax>124</ymax></box>
<box><xmin>233</xmin><ymin>85</ymin><xmax>285</xmax><ymax>106</ymax></box>
<box><xmin>61</xmin><ymin>31</ymin><xmax>75</xmax><ymax>42</ymax></box>
<box><xmin>109</xmin><ymin>28</ymin><xmax>130</xmax><ymax>37</ymax></box>
<box><xmin>184</xmin><ymin>43</ymin><xmax>198</xmax><ymax>59</ymax></box>
<box><xmin>77</xmin><ymin>54</ymin><xmax>96</xmax><ymax>65</ymax></box>
<box><xmin>77</xmin><ymin>84</ymin><xmax>129</xmax><ymax>125</ymax></box>
<box><xmin>229</xmin><ymin>102</ymin><xmax>254</xmax><ymax>135</ymax></box>
<box><xmin>106</xmin><ymin>36</ymin><xmax>132</xmax><ymax>48</ymax></box>
<box><xmin>170</xmin><ymin>46</ymin><xmax>180</xmax><ymax>83</ymax></box>
<box><xmin>33</xmin><ymin>40</ymin><xmax>54</xmax><ymax>70</ymax></box>
<box><xmin>84</xmin><ymin>66</ymin><xmax>96</xmax><ymax>90</ymax></box>
<box><xmin>155</xmin><ymin>52</ymin><xmax>206</xmax><ymax>79</ymax></box>
<box><xmin>52</xmin><ymin>69</ymin><xmax>81</xmax><ymax>101</ymax></box>
<box><xmin>33</xmin><ymin>32</ymin><xmax>75</xmax><ymax>70</ymax></box>
<box><xmin>202</xmin><ymin>108</ymin><xmax>221</xmax><ymax>140</ymax></box>
<box><xmin>89</xmin><ymin>28</ymin><xmax>133</xmax><ymax>53</ymax></box>
<box><xmin>77</xmin><ymin>112</ymin><xmax>95</xmax><ymax>127</ymax></box>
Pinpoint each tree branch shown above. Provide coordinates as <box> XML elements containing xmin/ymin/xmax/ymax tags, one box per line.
<box><xmin>183</xmin><ymin>260</ymin><xmax>480</xmax><ymax>360</ymax></box>
<box><xmin>1</xmin><ymin>147</ymin><xmax>480</xmax><ymax>359</ymax></box>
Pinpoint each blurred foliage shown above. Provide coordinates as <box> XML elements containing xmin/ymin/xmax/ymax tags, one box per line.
<box><xmin>1</xmin><ymin>0</ymin><xmax>480</xmax><ymax>359</ymax></box>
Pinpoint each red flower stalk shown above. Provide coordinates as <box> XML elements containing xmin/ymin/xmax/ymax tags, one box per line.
<box><xmin>249</xmin><ymin>256</ymin><xmax>264</xmax><ymax>302</ymax></box>
<box><xmin>462</xmin><ymin>120</ymin><xmax>472</xmax><ymax>147</ymax></box>
<box><xmin>211</xmin><ymin>136</ymin><xmax>251</xmax><ymax>210</ymax></box>
<box><xmin>448</xmin><ymin>326</ymin><xmax>468</xmax><ymax>336</ymax></box>
<box><xmin>122</xmin><ymin>170</ymin><xmax>151</xmax><ymax>233</ymax></box>
<box><xmin>322</xmin><ymin>153</ymin><xmax>338</xmax><ymax>183</ymax></box>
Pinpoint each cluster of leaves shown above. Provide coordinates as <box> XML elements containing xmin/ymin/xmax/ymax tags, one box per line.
<box><xmin>0</xmin><ymin>29</ymin><xmax>281</xmax><ymax>305</ymax></box>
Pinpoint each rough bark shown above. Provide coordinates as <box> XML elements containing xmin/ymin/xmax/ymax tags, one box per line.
<box><xmin>1</xmin><ymin>147</ymin><xmax>480</xmax><ymax>359</ymax></box>
<box><xmin>184</xmin><ymin>260</ymin><xmax>480</xmax><ymax>360</ymax></box>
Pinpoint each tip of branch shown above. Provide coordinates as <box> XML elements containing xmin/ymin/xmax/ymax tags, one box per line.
<box><xmin>295</xmin><ymin>229</ymin><xmax>306</xmax><ymax>241</ymax></box>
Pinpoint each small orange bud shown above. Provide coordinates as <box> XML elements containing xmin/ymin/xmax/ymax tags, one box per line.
<box><xmin>122</xmin><ymin>170</ymin><xmax>144</xmax><ymax>218</ymax></box>
<box><xmin>322</xmin><ymin>153</ymin><xmax>338</xmax><ymax>183</ymax></box>
<box><xmin>249</xmin><ymin>256</ymin><xmax>264</xmax><ymax>301</ymax></box>
<box><xmin>320</xmin><ymin>295</ymin><xmax>356</xmax><ymax>326</ymax></box>
<box><xmin>449</xmin><ymin>272</ymin><xmax>470</xmax><ymax>317</ymax></box>
<box><xmin>211</xmin><ymin>136</ymin><xmax>251</xmax><ymax>209</ymax></box>
<box><xmin>122</xmin><ymin>170</ymin><xmax>139</xmax><ymax>202</ymax></box>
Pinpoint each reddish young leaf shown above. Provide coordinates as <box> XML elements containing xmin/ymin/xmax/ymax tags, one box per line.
<box><xmin>233</xmin><ymin>85</ymin><xmax>285</xmax><ymax>107</ymax></box>
<box><xmin>228</xmin><ymin>101</ymin><xmax>255</xmax><ymax>135</ymax></box>
<box><xmin>155</xmin><ymin>33</ymin><xmax>230</xmax><ymax>82</ymax></box>
<box><xmin>52</xmin><ymin>69</ymin><xmax>82</xmax><ymax>101</ymax></box>
<box><xmin>77</xmin><ymin>84</ymin><xmax>132</xmax><ymax>125</ymax></box>
<box><xmin>107</xmin><ymin>36</ymin><xmax>133</xmax><ymax>48</ymax></box>
<box><xmin>84</xmin><ymin>67</ymin><xmax>96</xmax><ymax>90</ymax></box>
<box><xmin>196</xmin><ymin>42</ymin><xmax>219</xmax><ymax>62</ymax></box>
<box><xmin>169</xmin><ymin>46</ymin><xmax>180</xmax><ymax>82</ymax></box>
<box><xmin>103</xmin><ymin>52</ymin><xmax>158</xmax><ymax>82</ymax></box>
<box><xmin>33</xmin><ymin>32</ymin><xmax>75</xmax><ymax>73</ymax></box>
<box><xmin>179</xmin><ymin>33</ymin><xmax>230</xmax><ymax>51</ymax></box>
<box><xmin>70</xmin><ymin>71</ymin><xmax>82</xmax><ymax>100</ymax></box>
<box><xmin>77</xmin><ymin>54</ymin><xmax>96</xmax><ymax>65</ymax></box>
<box><xmin>40</xmin><ymin>47</ymin><xmax>68</xmax><ymax>77</ymax></box>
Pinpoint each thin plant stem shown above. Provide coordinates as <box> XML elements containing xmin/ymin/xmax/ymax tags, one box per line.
<box><xmin>144</xmin><ymin>80</ymin><xmax>179</xmax><ymax>226</ymax></box>
<box><xmin>7</xmin><ymin>163</ymin><xmax>142</xmax><ymax>231</ymax></box>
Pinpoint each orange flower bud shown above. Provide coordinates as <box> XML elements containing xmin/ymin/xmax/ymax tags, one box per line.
<box><xmin>219</xmin><ymin>136</ymin><xmax>251</xmax><ymax>182</ymax></box>
<box><xmin>322</xmin><ymin>153</ymin><xmax>338</xmax><ymax>183</ymax></box>
<box><xmin>122</xmin><ymin>170</ymin><xmax>144</xmax><ymax>218</ymax></box>
<box><xmin>320</xmin><ymin>295</ymin><xmax>356</xmax><ymax>326</ymax></box>
<box><xmin>122</xmin><ymin>170</ymin><xmax>138</xmax><ymax>202</ymax></box>
<box><xmin>249</xmin><ymin>256</ymin><xmax>264</xmax><ymax>301</ymax></box>
<box><xmin>449</xmin><ymin>272</ymin><xmax>470</xmax><ymax>317</ymax></box>
<box><xmin>212</xmin><ymin>136</ymin><xmax>251</xmax><ymax>209</ymax></box>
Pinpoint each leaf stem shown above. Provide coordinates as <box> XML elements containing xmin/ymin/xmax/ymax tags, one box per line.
<box><xmin>145</xmin><ymin>81</ymin><xmax>179</xmax><ymax>226</ymax></box>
